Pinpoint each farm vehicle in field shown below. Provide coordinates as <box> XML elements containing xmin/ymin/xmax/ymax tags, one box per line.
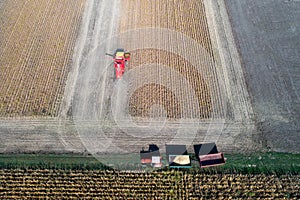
<box><xmin>106</xmin><ymin>48</ymin><xmax>130</xmax><ymax>79</ymax></box>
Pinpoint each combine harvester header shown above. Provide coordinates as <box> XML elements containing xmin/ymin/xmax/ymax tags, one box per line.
<box><xmin>106</xmin><ymin>48</ymin><xmax>130</xmax><ymax>79</ymax></box>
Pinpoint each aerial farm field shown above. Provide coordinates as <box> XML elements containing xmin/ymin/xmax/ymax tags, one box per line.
<box><xmin>0</xmin><ymin>0</ymin><xmax>299</xmax><ymax>198</ymax></box>
<box><xmin>0</xmin><ymin>0</ymin><xmax>256</xmax><ymax>154</ymax></box>
<box><xmin>70</xmin><ymin>0</ymin><xmax>256</xmax><ymax>155</ymax></box>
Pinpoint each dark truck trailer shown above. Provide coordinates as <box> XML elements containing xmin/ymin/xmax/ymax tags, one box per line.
<box><xmin>193</xmin><ymin>143</ymin><xmax>226</xmax><ymax>168</ymax></box>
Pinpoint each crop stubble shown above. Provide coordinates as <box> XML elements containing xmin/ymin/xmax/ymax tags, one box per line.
<box><xmin>120</xmin><ymin>0</ymin><xmax>223</xmax><ymax>119</ymax></box>
<box><xmin>0</xmin><ymin>0</ymin><xmax>85</xmax><ymax>117</ymax></box>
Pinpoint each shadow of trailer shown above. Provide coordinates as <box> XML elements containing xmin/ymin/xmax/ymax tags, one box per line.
<box><xmin>193</xmin><ymin>143</ymin><xmax>226</xmax><ymax>168</ymax></box>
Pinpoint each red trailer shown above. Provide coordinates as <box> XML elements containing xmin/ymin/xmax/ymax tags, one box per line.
<box><xmin>193</xmin><ymin>143</ymin><xmax>226</xmax><ymax>168</ymax></box>
<box><xmin>106</xmin><ymin>48</ymin><xmax>130</xmax><ymax>79</ymax></box>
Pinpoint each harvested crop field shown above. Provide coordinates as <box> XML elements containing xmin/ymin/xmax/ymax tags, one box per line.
<box><xmin>0</xmin><ymin>0</ymin><xmax>85</xmax><ymax>117</ymax></box>
<box><xmin>0</xmin><ymin>169</ymin><xmax>299</xmax><ymax>199</ymax></box>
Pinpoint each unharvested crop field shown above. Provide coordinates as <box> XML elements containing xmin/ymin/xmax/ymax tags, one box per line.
<box><xmin>127</xmin><ymin>49</ymin><xmax>212</xmax><ymax>119</ymax></box>
<box><xmin>0</xmin><ymin>0</ymin><xmax>85</xmax><ymax>117</ymax></box>
<box><xmin>0</xmin><ymin>169</ymin><xmax>299</xmax><ymax>199</ymax></box>
<box><xmin>120</xmin><ymin>0</ymin><xmax>214</xmax><ymax>53</ymax></box>
<box><xmin>119</xmin><ymin>0</ymin><xmax>224</xmax><ymax>119</ymax></box>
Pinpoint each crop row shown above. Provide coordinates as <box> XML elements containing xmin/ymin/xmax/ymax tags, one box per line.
<box><xmin>127</xmin><ymin>49</ymin><xmax>212</xmax><ymax>119</ymax></box>
<box><xmin>0</xmin><ymin>169</ymin><xmax>299</xmax><ymax>199</ymax></box>
<box><xmin>120</xmin><ymin>0</ymin><xmax>213</xmax><ymax>56</ymax></box>
<box><xmin>0</xmin><ymin>0</ymin><xmax>85</xmax><ymax>117</ymax></box>
<box><xmin>119</xmin><ymin>0</ymin><xmax>225</xmax><ymax>119</ymax></box>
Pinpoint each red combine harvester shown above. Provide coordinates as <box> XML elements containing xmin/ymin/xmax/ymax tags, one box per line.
<box><xmin>106</xmin><ymin>48</ymin><xmax>130</xmax><ymax>79</ymax></box>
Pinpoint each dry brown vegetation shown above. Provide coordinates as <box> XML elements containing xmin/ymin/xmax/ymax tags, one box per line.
<box><xmin>120</xmin><ymin>0</ymin><xmax>214</xmax><ymax>55</ymax></box>
<box><xmin>120</xmin><ymin>0</ymin><xmax>220</xmax><ymax>119</ymax></box>
<box><xmin>1</xmin><ymin>169</ymin><xmax>299</xmax><ymax>199</ymax></box>
<box><xmin>128</xmin><ymin>49</ymin><xmax>212</xmax><ymax>119</ymax></box>
<box><xmin>0</xmin><ymin>0</ymin><xmax>85</xmax><ymax>117</ymax></box>
<box><xmin>129</xmin><ymin>83</ymin><xmax>182</xmax><ymax>118</ymax></box>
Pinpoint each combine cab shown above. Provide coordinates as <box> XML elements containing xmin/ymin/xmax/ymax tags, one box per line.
<box><xmin>106</xmin><ymin>48</ymin><xmax>130</xmax><ymax>79</ymax></box>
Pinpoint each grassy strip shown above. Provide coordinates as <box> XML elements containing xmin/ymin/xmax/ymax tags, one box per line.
<box><xmin>0</xmin><ymin>154</ymin><xmax>110</xmax><ymax>170</ymax></box>
<box><xmin>0</xmin><ymin>152</ymin><xmax>299</xmax><ymax>174</ymax></box>
<box><xmin>191</xmin><ymin>152</ymin><xmax>300</xmax><ymax>175</ymax></box>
